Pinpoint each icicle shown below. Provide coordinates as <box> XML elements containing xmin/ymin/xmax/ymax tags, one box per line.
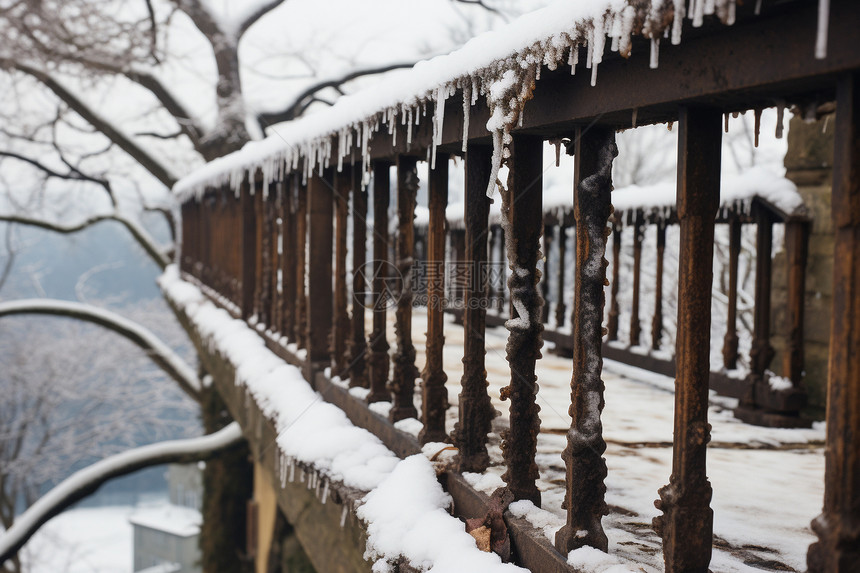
<box><xmin>650</xmin><ymin>38</ymin><xmax>660</xmax><ymax>69</ymax></box>
<box><xmin>590</xmin><ymin>16</ymin><xmax>606</xmax><ymax>87</ymax></box>
<box><xmin>321</xmin><ymin>480</ymin><xmax>330</xmax><ymax>504</ymax></box>
<box><xmin>340</xmin><ymin>505</ymin><xmax>349</xmax><ymax>528</ymax></box>
<box><xmin>568</xmin><ymin>43</ymin><xmax>579</xmax><ymax>75</ymax></box>
<box><xmin>724</xmin><ymin>113</ymin><xmax>730</xmax><ymax>133</ymax></box>
<box><xmin>692</xmin><ymin>0</ymin><xmax>705</xmax><ymax>27</ymax></box>
<box><xmin>632</xmin><ymin>108</ymin><xmax>638</xmax><ymax>128</ymax></box>
<box><xmin>705</xmin><ymin>0</ymin><xmax>716</xmax><ymax>15</ymax></box>
<box><xmin>753</xmin><ymin>108</ymin><xmax>762</xmax><ymax>147</ymax></box>
<box><xmin>586</xmin><ymin>38</ymin><xmax>593</xmax><ymax>70</ymax></box>
<box><xmin>672</xmin><ymin>0</ymin><xmax>686</xmax><ymax>44</ymax></box>
<box><xmin>462</xmin><ymin>84</ymin><xmax>471</xmax><ymax>153</ymax></box>
<box><xmin>289</xmin><ymin>459</ymin><xmax>296</xmax><ymax>483</ymax></box>
<box><xmin>728</xmin><ymin>0</ymin><xmax>736</xmax><ymax>25</ymax></box>
<box><xmin>407</xmin><ymin>107</ymin><xmax>414</xmax><ymax>147</ymax></box>
<box><xmin>815</xmin><ymin>0</ymin><xmax>829</xmax><ymax>59</ymax></box>
<box><xmin>754</xmin><ymin>0</ymin><xmax>762</xmax><ymax>15</ymax></box>
<box><xmin>775</xmin><ymin>100</ymin><xmax>786</xmax><ymax>139</ymax></box>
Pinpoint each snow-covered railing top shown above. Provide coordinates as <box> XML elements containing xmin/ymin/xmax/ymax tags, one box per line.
<box><xmin>173</xmin><ymin>0</ymin><xmax>765</xmax><ymax>203</ymax></box>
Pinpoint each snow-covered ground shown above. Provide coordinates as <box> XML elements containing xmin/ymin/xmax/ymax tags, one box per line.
<box><xmin>19</xmin><ymin>505</ymin><xmax>134</xmax><ymax>573</ymax></box>
<box><xmin>398</xmin><ymin>308</ymin><xmax>824</xmax><ymax>572</ymax></box>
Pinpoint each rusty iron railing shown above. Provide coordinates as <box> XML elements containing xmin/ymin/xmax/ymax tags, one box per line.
<box><xmin>177</xmin><ymin>1</ymin><xmax>860</xmax><ymax>571</ymax></box>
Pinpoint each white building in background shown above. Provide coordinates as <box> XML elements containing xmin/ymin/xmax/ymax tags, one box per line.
<box><xmin>130</xmin><ymin>464</ymin><xmax>203</xmax><ymax>573</ymax></box>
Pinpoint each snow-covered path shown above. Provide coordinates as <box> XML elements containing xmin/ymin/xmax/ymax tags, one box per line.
<box><xmin>384</xmin><ymin>307</ymin><xmax>824</xmax><ymax>572</ymax></box>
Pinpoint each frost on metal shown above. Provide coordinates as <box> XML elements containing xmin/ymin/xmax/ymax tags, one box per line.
<box><xmin>173</xmin><ymin>0</ymin><xmax>743</xmax><ymax>204</ymax></box>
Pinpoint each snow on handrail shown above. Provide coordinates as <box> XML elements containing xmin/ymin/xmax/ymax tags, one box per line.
<box><xmin>174</xmin><ymin>0</ymin><xmax>747</xmax><ymax>203</ymax></box>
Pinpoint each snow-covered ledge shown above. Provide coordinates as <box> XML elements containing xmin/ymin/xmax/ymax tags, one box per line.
<box><xmin>159</xmin><ymin>265</ymin><xmax>527</xmax><ymax>573</ymax></box>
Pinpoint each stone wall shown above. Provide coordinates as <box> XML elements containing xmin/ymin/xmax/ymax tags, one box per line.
<box><xmin>772</xmin><ymin>114</ymin><xmax>835</xmax><ymax>414</ymax></box>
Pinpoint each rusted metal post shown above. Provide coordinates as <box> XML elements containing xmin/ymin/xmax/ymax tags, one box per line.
<box><xmin>259</xmin><ymin>183</ymin><xmax>273</xmax><ymax>328</ymax></box>
<box><xmin>653</xmin><ymin>107</ymin><xmax>721</xmax><ymax>573</ymax></box>
<box><xmin>555</xmin><ymin>125</ymin><xmax>616</xmax><ymax>554</ymax></box>
<box><xmin>270</xmin><ymin>185</ymin><xmax>282</xmax><ymax>333</ymax></box>
<box><xmin>241</xmin><ymin>176</ymin><xmax>256</xmax><ymax>321</ymax></box>
<box><xmin>722</xmin><ymin>217</ymin><xmax>741</xmax><ymax>370</ymax></box>
<box><xmin>783</xmin><ymin>220</ymin><xmax>809</xmax><ymax>388</ymax></box>
<box><xmin>419</xmin><ymin>154</ymin><xmax>449</xmax><ymax>444</ymax></box>
<box><xmin>305</xmin><ymin>170</ymin><xmax>334</xmax><ymax>377</ymax></box>
<box><xmin>254</xmin><ymin>178</ymin><xmax>265</xmax><ymax>320</ymax></box>
<box><xmin>332</xmin><ymin>169</ymin><xmax>351</xmax><ymax>378</ymax></box>
<box><xmin>749</xmin><ymin>208</ymin><xmax>775</xmax><ymax>382</ymax></box>
<box><xmin>807</xmin><ymin>71</ymin><xmax>860</xmax><ymax>573</ymax></box>
<box><xmin>368</xmin><ymin>161</ymin><xmax>392</xmax><ymax>403</ymax></box>
<box><xmin>453</xmin><ymin>144</ymin><xmax>494</xmax><ymax>472</ymax></box>
<box><xmin>281</xmin><ymin>176</ymin><xmax>297</xmax><ymax>341</ymax></box>
<box><xmin>347</xmin><ymin>165</ymin><xmax>368</xmax><ymax>389</ymax></box>
<box><xmin>541</xmin><ymin>224</ymin><xmax>553</xmax><ymax>324</ymax></box>
<box><xmin>499</xmin><ymin>133</ymin><xmax>543</xmax><ymax>507</ymax></box>
<box><xmin>294</xmin><ymin>178</ymin><xmax>308</xmax><ymax>349</ymax></box>
<box><xmin>652</xmin><ymin>222</ymin><xmax>666</xmax><ymax>351</ymax></box>
<box><xmin>630</xmin><ymin>216</ymin><xmax>643</xmax><ymax>346</ymax></box>
<box><xmin>606</xmin><ymin>225</ymin><xmax>621</xmax><ymax>341</ymax></box>
<box><xmin>390</xmin><ymin>156</ymin><xmax>420</xmax><ymax>422</ymax></box>
<box><xmin>555</xmin><ymin>225</ymin><xmax>568</xmax><ymax>328</ymax></box>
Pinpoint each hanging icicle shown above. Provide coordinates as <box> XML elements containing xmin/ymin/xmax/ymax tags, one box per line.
<box><xmin>815</xmin><ymin>0</ymin><xmax>830</xmax><ymax>59</ymax></box>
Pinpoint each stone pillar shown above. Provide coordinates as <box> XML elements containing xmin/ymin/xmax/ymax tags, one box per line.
<box><xmin>772</xmin><ymin>113</ymin><xmax>835</xmax><ymax>414</ymax></box>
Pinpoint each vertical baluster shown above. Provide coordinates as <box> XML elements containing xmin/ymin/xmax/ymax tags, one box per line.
<box><xmin>295</xmin><ymin>177</ymin><xmax>308</xmax><ymax>349</ymax></box>
<box><xmin>807</xmin><ymin>70</ymin><xmax>860</xmax><ymax>573</ymax></box>
<box><xmin>783</xmin><ymin>220</ymin><xmax>809</xmax><ymax>388</ymax></box>
<box><xmin>241</xmin><ymin>176</ymin><xmax>256</xmax><ymax>321</ymax></box>
<box><xmin>654</xmin><ymin>107</ymin><xmax>721</xmax><ymax>573</ymax></box>
<box><xmin>499</xmin><ymin>134</ymin><xmax>544</xmax><ymax>506</ymax></box>
<box><xmin>555</xmin><ymin>224</ymin><xmax>568</xmax><ymax>328</ymax></box>
<box><xmin>749</xmin><ymin>207</ymin><xmax>775</xmax><ymax>386</ymax></box>
<box><xmin>347</xmin><ymin>165</ymin><xmax>369</xmax><ymax>388</ymax></box>
<box><xmin>231</xmin><ymin>189</ymin><xmax>242</xmax><ymax>306</ymax></box>
<box><xmin>305</xmin><ymin>170</ymin><xmax>334</xmax><ymax>378</ymax></box>
<box><xmin>368</xmin><ymin>161</ymin><xmax>392</xmax><ymax>403</ymax></box>
<box><xmin>281</xmin><ymin>175</ymin><xmax>297</xmax><ymax>342</ymax></box>
<box><xmin>555</xmin><ymin>125</ymin><xmax>616</xmax><ymax>554</ymax></box>
<box><xmin>180</xmin><ymin>202</ymin><xmax>191</xmax><ymax>274</ymax></box>
<box><xmin>260</xmin><ymin>184</ymin><xmax>273</xmax><ymax>328</ymax></box>
<box><xmin>254</xmin><ymin>177</ymin><xmax>265</xmax><ymax>321</ymax></box>
<box><xmin>420</xmin><ymin>154</ymin><xmax>449</xmax><ymax>444</ymax></box>
<box><xmin>630</xmin><ymin>215</ymin><xmax>644</xmax><ymax>347</ymax></box>
<box><xmin>606</xmin><ymin>225</ymin><xmax>621</xmax><ymax>341</ymax></box>
<box><xmin>722</xmin><ymin>217</ymin><xmax>741</xmax><ymax>369</ymax></box>
<box><xmin>652</xmin><ymin>221</ymin><xmax>667</xmax><ymax>351</ymax></box>
<box><xmin>541</xmin><ymin>224</ymin><xmax>553</xmax><ymax>323</ymax></box>
<box><xmin>499</xmin><ymin>227</ymin><xmax>507</xmax><ymax>315</ymax></box>
<box><xmin>270</xmin><ymin>185</ymin><xmax>281</xmax><ymax>333</ymax></box>
<box><xmin>332</xmin><ymin>169</ymin><xmax>351</xmax><ymax>378</ymax></box>
<box><xmin>453</xmin><ymin>144</ymin><xmax>494</xmax><ymax>471</ymax></box>
<box><xmin>390</xmin><ymin>156</ymin><xmax>420</xmax><ymax>422</ymax></box>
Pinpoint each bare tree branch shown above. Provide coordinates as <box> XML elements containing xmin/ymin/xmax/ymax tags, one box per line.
<box><xmin>143</xmin><ymin>0</ymin><xmax>161</xmax><ymax>63</ymax></box>
<box><xmin>0</xmin><ymin>224</ymin><xmax>16</xmax><ymax>293</ymax></box>
<box><xmin>236</xmin><ymin>0</ymin><xmax>287</xmax><ymax>39</ymax></box>
<box><xmin>7</xmin><ymin>62</ymin><xmax>178</xmax><ymax>188</ymax></box>
<box><xmin>0</xmin><ymin>422</ymin><xmax>242</xmax><ymax>566</ymax></box>
<box><xmin>0</xmin><ymin>213</ymin><xmax>171</xmax><ymax>269</ymax></box>
<box><xmin>257</xmin><ymin>61</ymin><xmax>418</xmax><ymax>132</ymax></box>
<box><xmin>0</xmin><ymin>298</ymin><xmax>201</xmax><ymax>400</ymax></box>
